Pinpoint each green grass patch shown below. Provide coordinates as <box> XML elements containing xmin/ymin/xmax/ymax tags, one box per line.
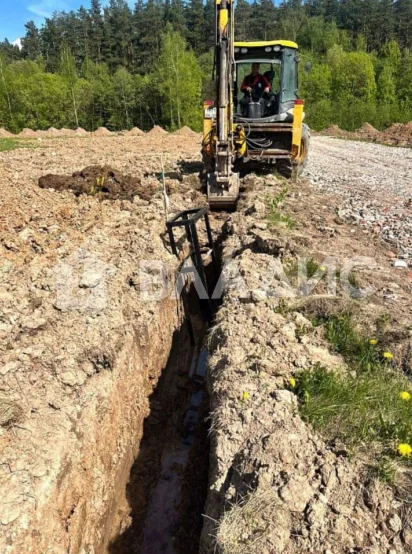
<box><xmin>312</xmin><ymin>313</ymin><xmax>386</xmax><ymax>372</ymax></box>
<box><xmin>0</xmin><ymin>138</ymin><xmax>36</xmax><ymax>152</ymax></box>
<box><xmin>267</xmin><ymin>187</ymin><xmax>296</xmax><ymax>229</ymax></box>
<box><xmin>296</xmin><ymin>365</ymin><xmax>412</xmax><ymax>467</ymax></box>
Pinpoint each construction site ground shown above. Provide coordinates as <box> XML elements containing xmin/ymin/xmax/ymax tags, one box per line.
<box><xmin>0</xmin><ymin>131</ymin><xmax>411</xmax><ymax>553</ymax></box>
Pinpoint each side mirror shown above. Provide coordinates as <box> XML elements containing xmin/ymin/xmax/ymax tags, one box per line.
<box><xmin>304</xmin><ymin>61</ymin><xmax>312</xmax><ymax>73</ymax></box>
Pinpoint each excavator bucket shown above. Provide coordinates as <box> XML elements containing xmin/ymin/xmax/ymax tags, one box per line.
<box><xmin>207</xmin><ymin>172</ymin><xmax>240</xmax><ymax>210</ymax></box>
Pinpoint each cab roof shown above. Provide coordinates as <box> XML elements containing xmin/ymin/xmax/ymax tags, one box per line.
<box><xmin>234</xmin><ymin>40</ymin><xmax>298</xmax><ymax>49</ymax></box>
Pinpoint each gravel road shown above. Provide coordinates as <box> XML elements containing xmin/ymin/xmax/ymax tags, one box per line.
<box><xmin>305</xmin><ymin>136</ymin><xmax>412</xmax><ymax>262</ymax></box>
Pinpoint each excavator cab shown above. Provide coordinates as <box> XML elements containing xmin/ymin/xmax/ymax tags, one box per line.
<box><xmin>233</xmin><ymin>41</ymin><xmax>299</xmax><ymax>122</ymax></box>
<box><xmin>202</xmin><ymin>0</ymin><xmax>309</xmax><ymax>209</ymax></box>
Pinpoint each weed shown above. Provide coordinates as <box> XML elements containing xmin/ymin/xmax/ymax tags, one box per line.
<box><xmin>312</xmin><ymin>313</ymin><xmax>382</xmax><ymax>372</ymax></box>
<box><xmin>266</xmin><ymin>187</ymin><xmax>296</xmax><ymax>229</ymax></box>
<box><xmin>295</xmin><ymin>364</ymin><xmax>412</xmax><ymax>468</ymax></box>
<box><xmin>287</xmin><ymin>258</ymin><xmax>320</xmax><ymax>279</ymax></box>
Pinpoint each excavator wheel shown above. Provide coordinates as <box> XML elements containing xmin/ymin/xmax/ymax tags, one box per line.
<box><xmin>276</xmin><ymin>124</ymin><xmax>310</xmax><ymax>179</ymax></box>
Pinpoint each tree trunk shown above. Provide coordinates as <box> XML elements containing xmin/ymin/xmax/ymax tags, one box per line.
<box><xmin>71</xmin><ymin>86</ymin><xmax>79</xmax><ymax>128</ymax></box>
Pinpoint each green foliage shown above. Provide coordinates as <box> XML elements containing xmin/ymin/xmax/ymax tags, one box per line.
<box><xmin>0</xmin><ymin>138</ymin><xmax>34</xmax><ymax>151</ymax></box>
<box><xmin>156</xmin><ymin>28</ymin><xmax>202</xmax><ymax>130</ymax></box>
<box><xmin>0</xmin><ymin>0</ymin><xmax>411</xmax><ymax>132</ymax></box>
<box><xmin>267</xmin><ymin>187</ymin><xmax>296</xmax><ymax>229</ymax></box>
<box><xmin>296</xmin><ymin>364</ymin><xmax>412</xmax><ymax>467</ymax></box>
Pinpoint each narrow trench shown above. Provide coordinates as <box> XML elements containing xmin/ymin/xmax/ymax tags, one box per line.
<box><xmin>109</xmin><ymin>229</ymin><xmax>223</xmax><ymax>554</ymax></box>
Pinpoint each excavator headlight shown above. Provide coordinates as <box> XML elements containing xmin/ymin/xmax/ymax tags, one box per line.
<box><xmin>234</xmin><ymin>47</ymin><xmax>240</xmax><ymax>53</ymax></box>
<box><xmin>241</xmin><ymin>48</ymin><xmax>248</xmax><ymax>53</ymax></box>
<box><xmin>273</xmin><ymin>45</ymin><xmax>281</xmax><ymax>52</ymax></box>
<box><xmin>265</xmin><ymin>46</ymin><xmax>272</xmax><ymax>52</ymax></box>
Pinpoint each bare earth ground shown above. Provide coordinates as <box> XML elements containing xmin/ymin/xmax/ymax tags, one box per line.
<box><xmin>0</xmin><ymin>133</ymin><xmax>411</xmax><ymax>553</ymax></box>
<box><xmin>0</xmin><ymin>133</ymin><xmax>205</xmax><ymax>553</ymax></box>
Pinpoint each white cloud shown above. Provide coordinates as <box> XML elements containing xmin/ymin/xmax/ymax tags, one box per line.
<box><xmin>28</xmin><ymin>0</ymin><xmax>70</xmax><ymax>19</ymax></box>
<box><xmin>12</xmin><ymin>38</ymin><xmax>23</xmax><ymax>50</ymax></box>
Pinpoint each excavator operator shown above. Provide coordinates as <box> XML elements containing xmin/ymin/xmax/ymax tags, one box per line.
<box><xmin>240</xmin><ymin>63</ymin><xmax>271</xmax><ymax>116</ymax></box>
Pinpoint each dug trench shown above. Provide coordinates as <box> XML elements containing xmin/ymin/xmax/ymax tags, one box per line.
<box><xmin>108</xmin><ymin>260</ymin><xmax>222</xmax><ymax>554</ymax></box>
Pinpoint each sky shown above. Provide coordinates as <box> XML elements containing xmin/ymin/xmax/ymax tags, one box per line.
<box><xmin>0</xmin><ymin>0</ymin><xmax>133</xmax><ymax>43</ymax></box>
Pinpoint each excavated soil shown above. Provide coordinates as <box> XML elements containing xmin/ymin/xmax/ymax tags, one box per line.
<box><xmin>317</xmin><ymin>121</ymin><xmax>412</xmax><ymax>147</ymax></box>
<box><xmin>38</xmin><ymin>165</ymin><xmax>158</xmax><ymax>201</ymax></box>
<box><xmin>0</xmin><ymin>133</ymin><xmax>207</xmax><ymax>553</ymax></box>
<box><xmin>147</xmin><ymin>125</ymin><xmax>168</xmax><ymax>136</ymax></box>
<box><xmin>1</xmin><ymin>131</ymin><xmax>411</xmax><ymax>553</ymax></box>
<box><xmin>201</xmin><ymin>173</ymin><xmax>412</xmax><ymax>554</ymax></box>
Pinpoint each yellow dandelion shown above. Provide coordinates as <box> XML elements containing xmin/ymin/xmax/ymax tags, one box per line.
<box><xmin>383</xmin><ymin>351</ymin><xmax>393</xmax><ymax>360</ymax></box>
<box><xmin>400</xmin><ymin>391</ymin><xmax>411</xmax><ymax>401</ymax></box>
<box><xmin>242</xmin><ymin>391</ymin><xmax>250</xmax><ymax>401</ymax></box>
<box><xmin>369</xmin><ymin>339</ymin><xmax>377</xmax><ymax>345</ymax></box>
<box><xmin>288</xmin><ymin>377</ymin><xmax>296</xmax><ymax>388</ymax></box>
<box><xmin>397</xmin><ymin>443</ymin><xmax>412</xmax><ymax>457</ymax></box>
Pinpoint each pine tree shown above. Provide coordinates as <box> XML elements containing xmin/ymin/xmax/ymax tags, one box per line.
<box><xmin>186</xmin><ymin>0</ymin><xmax>206</xmax><ymax>52</ymax></box>
<box><xmin>90</xmin><ymin>0</ymin><xmax>105</xmax><ymax>62</ymax></box>
<box><xmin>22</xmin><ymin>21</ymin><xmax>41</xmax><ymax>60</ymax></box>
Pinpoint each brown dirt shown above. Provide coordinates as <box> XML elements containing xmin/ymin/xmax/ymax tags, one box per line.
<box><xmin>173</xmin><ymin>126</ymin><xmax>199</xmax><ymax>137</ymax></box>
<box><xmin>318</xmin><ymin>121</ymin><xmax>412</xmax><ymax>146</ymax></box>
<box><xmin>92</xmin><ymin>126</ymin><xmax>112</xmax><ymax>136</ymax></box>
<box><xmin>74</xmin><ymin>127</ymin><xmax>89</xmax><ymax>136</ymax></box>
<box><xmin>356</xmin><ymin>121</ymin><xmax>380</xmax><ymax>138</ymax></box>
<box><xmin>126</xmin><ymin>127</ymin><xmax>144</xmax><ymax>136</ymax></box>
<box><xmin>147</xmin><ymin>125</ymin><xmax>168</xmax><ymax>136</ymax></box>
<box><xmin>0</xmin><ymin>128</ymin><xmax>13</xmax><ymax>138</ymax></box>
<box><xmin>200</xmin><ymin>173</ymin><xmax>411</xmax><ymax>554</ymax></box>
<box><xmin>0</xmin><ymin>133</ymin><xmax>204</xmax><ymax>553</ymax></box>
<box><xmin>38</xmin><ymin>164</ymin><xmax>158</xmax><ymax>201</ymax></box>
<box><xmin>17</xmin><ymin>128</ymin><xmax>38</xmax><ymax>138</ymax></box>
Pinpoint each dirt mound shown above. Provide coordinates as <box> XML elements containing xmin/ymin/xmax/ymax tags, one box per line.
<box><xmin>74</xmin><ymin>127</ymin><xmax>88</xmax><ymax>136</ymax></box>
<box><xmin>59</xmin><ymin>128</ymin><xmax>75</xmax><ymax>136</ymax></box>
<box><xmin>38</xmin><ymin>165</ymin><xmax>158</xmax><ymax>201</ymax></box>
<box><xmin>357</xmin><ymin>122</ymin><xmax>379</xmax><ymax>138</ymax></box>
<box><xmin>0</xmin><ymin>128</ymin><xmax>13</xmax><ymax>137</ymax></box>
<box><xmin>18</xmin><ymin>128</ymin><xmax>38</xmax><ymax>138</ymax></box>
<box><xmin>173</xmin><ymin>126</ymin><xmax>198</xmax><ymax>137</ymax></box>
<box><xmin>321</xmin><ymin>124</ymin><xmax>346</xmax><ymax>137</ymax></box>
<box><xmin>147</xmin><ymin>125</ymin><xmax>168</xmax><ymax>136</ymax></box>
<box><xmin>92</xmin><ymin>127</ymin><xmax>112</xmax><ymax>136</ymax></box>
<box><xmin>126</xmin><ymin>127</ymin><xmax>144</xmax><ymax>136</ymax></box>
<box><xmin>382</xmin><ymin>122</ymin><xmax>412</xmax><ymax>145</ymax></box>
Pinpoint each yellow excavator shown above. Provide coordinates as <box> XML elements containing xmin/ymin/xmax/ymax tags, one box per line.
<box><xmin>202</xmin><ymin>0</ymin><xmax>310</xmax><ymax>209</ymax></box>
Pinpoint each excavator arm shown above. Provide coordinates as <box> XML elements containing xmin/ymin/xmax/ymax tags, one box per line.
<box><xmin>206</xmin><ymin>0</ymin><xmax>240</xmax><ymax>209</ymax></box>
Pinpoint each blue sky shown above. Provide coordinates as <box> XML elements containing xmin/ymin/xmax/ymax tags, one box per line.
<box><xmin>0</xmin><ymin>0</ymin><xmax>133</xmax><ymax>42</ymax></box>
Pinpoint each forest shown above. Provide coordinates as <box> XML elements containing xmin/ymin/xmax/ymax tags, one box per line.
<box><xmin>0</xmin><ymin>0</ymin><xmax>411</xmax><ymax>132</ymax></box>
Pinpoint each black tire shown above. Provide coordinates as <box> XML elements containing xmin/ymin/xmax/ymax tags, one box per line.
<box><xmin>276</xmin><ymin>124</ymin><xmax>310</xmax><ymax>179</ymax></box>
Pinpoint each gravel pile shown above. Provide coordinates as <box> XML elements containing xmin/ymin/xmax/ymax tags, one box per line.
<box><xmin>306</xmin><ymin>137</ymin><xmax>412</xmax><ymax>262</ymax></box>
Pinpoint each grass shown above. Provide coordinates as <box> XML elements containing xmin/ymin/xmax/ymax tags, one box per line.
<box><xmin>294</xmin><ymin>310</ymin><xmax>412</xmax><ymax>477</ymax></box>
<box><xmin>296</xmin><ymin>364</ymin><xmax>412</xmax><ymax>467</ymax></box>
<box><xmin>313</xmin><ymin>313</ymin><xmax>383</xmax><ymax>372</ymax></box>
<box><xmin>266</xmin><ymin>186</ymin><xmax>296</xmax><ymax>229</ymax></box>
<box><xmin>0</xmin><ymin>138</ymin><xmax>36</xmax><ymax>152</ymax></box>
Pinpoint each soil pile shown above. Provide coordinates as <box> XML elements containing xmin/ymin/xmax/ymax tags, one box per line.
<box><xmin>74</xmin><ymin>127</ymin><xmax>88</xmax><ymax>136</ymax></box>
<box><xmin>147</xmin><ymin>125</ymin><xmax>168</xmax><ymax>136</ymax></box>
<box><xmin>127</xmin><ymin>127</ymin><xmax>144</xmax><ymax>136</ymax></box>
<box><xmin>320</xmin><ymin>124</ymin><xmax>346</xmax><ymax>137</ymax></box>
<box><xmin>173</xmin><ymin>126</ymin><xmax>199</xmax><ymax>137</ymax></box>
<box><xmin>38</xmin><ymin>165</ymin><xmax>158</xmax><ymax>201</ymax></box>
<box><xmin>382</xmin><ymin>121</ymin><xmax>412</xmax><ymax>145</ymax></box>
<box><xmin>92</xmin><ymin>127</ymin><xmax>112</xmax><ymax>136</ymax></box>
<box><xmin>60</xmin><ymin>128</ymin><xmax>76</xmax><ymax>136</ymax></box>
<box><xmin>18</xmin><ymin>128</ymin><xmax>37</xmax><ymax>138</ymax></box>
<box><xmin>0</xmin><ymin>128</ymin><xmax>13</xmax><ymax>137</ymax></box>
<box><xmin>200</xmin><ymin>175</ymin><xmax>412</xmax><ymax>554</ymax></box>
<box><xmin>356</xmin><ymin>122</ymin><xmax>380</xmax><ymax>139</ymax></box>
